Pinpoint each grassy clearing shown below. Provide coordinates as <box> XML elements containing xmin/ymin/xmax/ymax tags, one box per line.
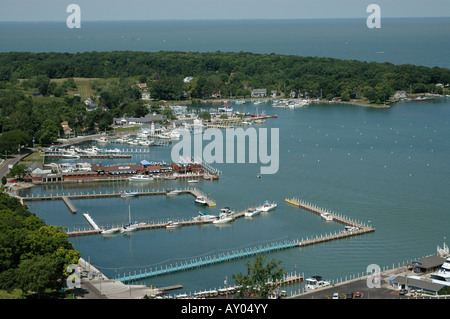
<box><xmin>52</xmin><ymin>77</ymin><xmax>109</xmax><ymax>99</ymax></box>
<box><xmin>20</xmin><ymin>151</ymin><xmax>45</xmax><ymax>165</ymax></box>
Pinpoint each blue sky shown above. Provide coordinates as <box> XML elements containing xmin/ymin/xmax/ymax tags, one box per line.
<box><xmin>1</xmin><ymin>0</ymin><xmax>449</xmax><ymax>21</ymax></box>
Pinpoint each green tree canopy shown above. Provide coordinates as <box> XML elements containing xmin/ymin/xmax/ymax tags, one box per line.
<box><xmin>0</xmin><ymin>129</ymin><xmax>30</xmax><ymax>156</ymax></box>
<box><xmin>0</xmin><ymin>193</ymin><xmax>81</xmax><ymax>298</ymax></box>
<box><xmin>232</xmin><ymin>254</ymin><xmax>286</xmax><ymax>299</ymax></box>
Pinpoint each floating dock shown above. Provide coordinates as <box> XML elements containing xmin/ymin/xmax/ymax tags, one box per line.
<box><xmin>285</xmin><ymin>197</ymin><xmax>374</xmax><ymax>230</ymax></box>
<box><xmin>62</xmin><ymin>196</ymin><xmax>77</xmax><ymax>214</ymax></box>
<box><xmin>82</xmin><ymin>213</ymin><xmax>100</xmax><ymax>231</ymax></box>
<box><xmin>115</xmin><ymin>239</ymin><xmax>300</xmax><ymax>283</ymax></box>
<box><xmin>21</xmin><ymin>187</ymin><xmax>217</xmax><ymax>212</ymax></box>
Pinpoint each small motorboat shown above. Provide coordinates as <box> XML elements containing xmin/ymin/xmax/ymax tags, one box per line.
<box><xmin>166</xmin><ymin>190</ymin><xmax>182</xmax><ymax>196</ymax></box>
<box><xmin>260</xmin><ymin>201</ymin><xmax>277</xmax><ymax>212</ymax></box>
<box><xmin>192</xmin><ymin>211</ymin><xmax>217</xmax><ymax>222</ymax></box>
<box><xmin>195</xmin><ymin>196</ymin><xmax>208</xmax><ymax>205</ymax></box>
<box><xmin>244</xmin><ymin>207</ymin><xmax>261</xmax><ymax>217</ymax></box>
<box><xmin>321</xmin><ymin>212</ymin><xmax>333</xmax><ymax>221</ymax></box>
<box><xmin>101</xmin><ymin>227</ymin><xmax>120</xmax><ymax>235</ymax></box>
<box><xmin>128</xmin><ymin>174</ymin><xmax>153</xmax><ymax>182</ymax></box>
<box><xmin>212</xmin><ymin>215</ymin><xmax>233</xmax><ymax>224</ymax></box>
<box><xmin>166</xmin><ymin>221</ymin><xmax>182</xmax><ymax>229</ymax></box>
<box><xmin>120</xmin><ymin>225</ymin><xmax>137</xmax><ymax>233</ymax></box>
<box><xmin>120</xmin><ymin>190</ymin><xmax>139</xmax><ymax>198</ymax></box>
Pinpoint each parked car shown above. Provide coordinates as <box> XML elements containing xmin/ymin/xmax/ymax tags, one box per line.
<box><xmin>399</xmin><ymin>289</ymin><xmax>407</xmax><ymax>295</ymax></box>
<box><xmin>354</xmin><ymin>291</ymin><xmax>361</xmax><ymax>298</ymax></box>
<box><xmin>333</xmin><ymin>292</ymin><xmax>339</xmax><ymax>299</ymax></box>
<box><xmin>346</xmin><ymin>291</ymin><xmax>353</xmax><ymax>299</ymax></box>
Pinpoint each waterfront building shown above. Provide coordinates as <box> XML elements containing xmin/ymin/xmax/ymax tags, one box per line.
<box><xmin>251</xmin><ymin>88</ymin><xmax>267</xmax><ymax>97</ymax></box>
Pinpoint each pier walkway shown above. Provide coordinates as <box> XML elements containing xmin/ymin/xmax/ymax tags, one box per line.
<box><xmin>21</xmin><ymin>187</ymin><xmax>217</xmax><ymax>209</ymax></box>
<box><xmin>285</xmin><ymin>197</ymin><xmax>375</xmax><ymax>231</ymax></box>
<box><xmin>65</xmin><ymin>200</ymin><xmax>266</xmax><ymax>237</ymax></box>
<box><xmin>62</xmin><ymin>196</ymin><xmax>77</xmax><ymax>214</ymax></box>
<box><xmin>83</xmin><ymin>213</ymin><xmax>100</xmax><ymax>231</ymax></box>
<box><xmin>115</xmin><ymin>239</ymin><xmax>301</xmax><ymax>283</ymax></box>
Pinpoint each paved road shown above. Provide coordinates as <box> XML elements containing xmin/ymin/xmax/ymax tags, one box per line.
<box><xmin>0</xmin><ymin>151</ymin><xmax>31</xmax><ymax>179</ymax></box>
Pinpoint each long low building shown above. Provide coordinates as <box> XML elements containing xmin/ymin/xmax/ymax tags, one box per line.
<box><xmin>390</xmin><ymin>275</ymin><xmax>449</xmax><ymax>295</ymax></box>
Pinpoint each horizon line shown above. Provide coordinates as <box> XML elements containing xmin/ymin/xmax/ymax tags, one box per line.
<box><xmin>1</xmin><ymin>16</ymin><xmax>450</xmax><ymax>23</ymax></box>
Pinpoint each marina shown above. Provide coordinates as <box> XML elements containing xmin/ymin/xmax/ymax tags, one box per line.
<box><xmin>56</xmin><ymin>194</ymin><xmax>376</xmax><ymax>283</ymax></box>
<box><xmin>16</xmin><ymin>98</ymin><xmax>450</xmax><ymax>298</ymax></box>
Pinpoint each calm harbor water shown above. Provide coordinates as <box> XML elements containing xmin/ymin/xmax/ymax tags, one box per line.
<box><xmin>23</xmin><ymin>99</ymin><xmax>450</xmax><ymax>295</ymax></box>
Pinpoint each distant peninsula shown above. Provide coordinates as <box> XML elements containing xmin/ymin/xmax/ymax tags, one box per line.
<box><xmin>0</xmin><ymin>51</ymin><xmax>449</xmax><ymax>153</ymax></box>
<box><xmin>0</xmin><ymin>51</ymin><xmax>448</xmax><ymax>103</ymax></box>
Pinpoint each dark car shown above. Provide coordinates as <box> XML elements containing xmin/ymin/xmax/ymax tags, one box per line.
<box><xmin>346</xmin><ymin>291</ymin><xmax>353</xmax><ymax>299</ymax></box>
<box><xmin>399</xmin><ymin>289</ymin><xmax>407</xmax><ymax>295</ymax></box>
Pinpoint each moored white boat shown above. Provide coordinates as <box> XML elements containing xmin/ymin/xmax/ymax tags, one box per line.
<box><xmin>213</xmin><ymin>215</ymin><xmax>233</xmax><ymax>224</ymax></box>
<box><xmin>321</xmin><ymin>212</ymin><xmax>333</xmax><ymax>221</ymax></box>
<box><xmin>128</xmin><ymin>174</ymin><xmax>153</xmax><ymax>182</ymax></box>
<box><xmin>305</xmin><ymin>276</ymin><xmax>331</xmax><ymax>291</ymax></box>
<box><xmin>195</xmin><ymin>196</ymin><xmax>208</xmax><ymax>205</ymax></box>
<box><xmin>120</xmin><ymin>190</ymin><xmax>139</xmax><ymax>198</ymax></box>
<box><xmin>244</xmin><ymin>207</ymin><xmax>261</xmax><ymax>217</ymax></box>
<box><xmin>187</xmin><ymin>179</ymin><xmax>199</xmax><ymax>183</ymax></box>
<box><xmin>430</xmin><ymin>256</ymin><xmax>450</xmax><ymax>282</ymax></box>
<box><xmin>166</xmin><ymin>190</ymin><xmax>182</xmax><ymax>196</ymax></box>
<box><xmin>120</xmin><ymin>206</ymin><xmax>138</xmax><ymax>233</ymax></box>
<box><xmin>193</xmin><ymin>211</ymin><xmax>217</xmax><ymax>222</ymax></box>
<box><xmin>166</xmin><ymin>221</ymin><xmax>182</xmax><ymax>229</ymax></box>
<box><xmin>101</xmin><ymin>227</ymin><xmax>120</xmax><ymax>235</ymax></box>
<box><xmin>260</xmin><ymin>201</ymin><xmax>277</xmax><ymax>212</ymax></box>
<box><xmin>96</xmin><ymin>136</ymin><xmax>108</xmax><ymax>143</ymax></box>
<box><xmin>138</xmin><ymin>140</ymin><xmax>154</xmax><ymax>146</ymax></box>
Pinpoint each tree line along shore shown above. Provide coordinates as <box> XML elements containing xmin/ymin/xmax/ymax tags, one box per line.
<box><xmin>0</xmin><ymin>51</ymin><xmax>449</xmax><ymax>158</ymax></box>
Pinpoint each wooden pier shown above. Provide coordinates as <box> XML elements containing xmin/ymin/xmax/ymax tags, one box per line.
<box><xmin>285</xmin><ymin>197</ymin><xmax>374</xmax><ymax>231</ymax></box>
<box><xmin>62</xmin><ymin>196</ymin><xmax>77</xmax><ymax>214</ymax></box>
<box><xmin>21</xmin><ymin>187</ymin><xmax>217</xmax><ymax>214</ymax></box>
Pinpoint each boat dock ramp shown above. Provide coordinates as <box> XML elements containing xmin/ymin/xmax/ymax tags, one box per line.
<box><xmin>82</xmin><ymin>213</ymin><xmax>100</xmax><ymax>231</ymax></box>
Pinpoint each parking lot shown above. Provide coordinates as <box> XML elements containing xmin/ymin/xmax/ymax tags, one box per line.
<box><xmin>292</xmin><ymin>277</ymin><xmax>415</xmax><ymax>299</ymax></box>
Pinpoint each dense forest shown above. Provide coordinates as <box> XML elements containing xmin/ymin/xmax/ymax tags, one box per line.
<box><xmin>1</xmin><ymin>51</ymin><xmax>448</xmax><ymax>98</ymax></box>
<box><xmin>0</xmin><ymin>192</ymin><xmax>80</xmax><ymax>298</ymax></box>
<box><xmin>0</xmin><ymin>51</ymin><xmax>449</xmax><ymax>154</ymax></box>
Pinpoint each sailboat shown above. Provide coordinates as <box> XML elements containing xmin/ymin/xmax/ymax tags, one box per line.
<box><xmin>120</xmin><ymin>206</ymin><xmax>138</xmax><ymax>233</ymax></box>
